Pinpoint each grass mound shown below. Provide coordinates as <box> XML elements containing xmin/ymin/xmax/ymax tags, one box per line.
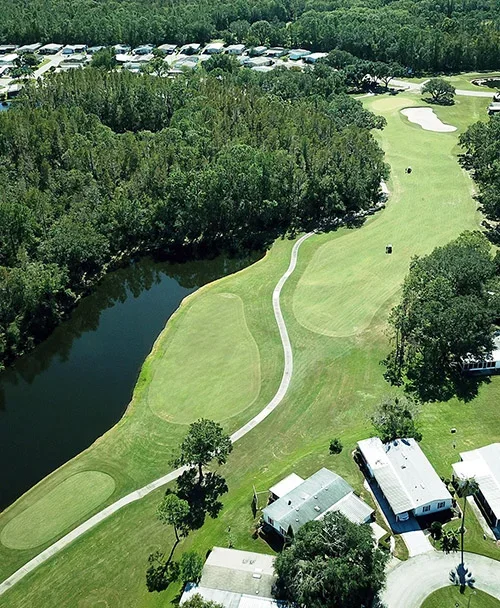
<box><xmin>421</xmin><ymin>586</ymin><xmax>500</xmax><ymax>608</ymax></box>
<box><xmin>1</xmin><ymin>472</ymin><xmax>115</xmax><ymax>550</ymax></box>
<box><xmin>147</xmin><ymin>292</ymin><xmax>261</xmax><ymax>423</ymax></box>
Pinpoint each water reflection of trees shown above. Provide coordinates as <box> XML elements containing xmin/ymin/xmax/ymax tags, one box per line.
<box><xmin>0</xmin><ymin>251</ymin><xmax>262</xmax><ymax>393</ymax></box>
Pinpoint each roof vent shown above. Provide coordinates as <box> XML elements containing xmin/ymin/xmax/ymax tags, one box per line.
<box><xmin>314</xmin><ymin>506</ymin><xmax>321</xmax><ymax>512</ymax></box>
<box><xmin>314</xmin><ymin>495</ymin><xmax>318</xmax><ymax>499</ymax></box>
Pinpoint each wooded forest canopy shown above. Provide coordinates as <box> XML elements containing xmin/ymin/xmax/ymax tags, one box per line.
<box><xmin>0</xmin><ymin>65</ymin><xmax>387</xmax><ymax>369</ymax></box>
<box><xmin>0</xmin><ymin>0</ymin><xmax>499</xmax><ymax>72</ymax></box>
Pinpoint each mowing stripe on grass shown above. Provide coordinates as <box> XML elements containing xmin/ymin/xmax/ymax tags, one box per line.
<box><xmin>0</xmin><ymin>232</ymin><xmax>314</xmax><ymax>597</ymax></box>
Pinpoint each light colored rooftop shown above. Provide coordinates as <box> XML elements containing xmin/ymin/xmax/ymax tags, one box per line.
<box><xmin>263</xmin><ymin>468</ymin><xmax>373</xmax><ymax>534</ymax></box>
<box><xmin>358</xmin><ymin>437</ymin><xmax>451</xmax><ymax>515</ymax></box>
<box><xmin>181</xmin><ymin>586</ymin><xmax>282</xmax><ymax>607</ymax></box>
<box><xmin>453</xmin><ymin>443</ymin><xmax>500</xmax><ymax>522</ymax></box>
<box><xmin>269</xmin><ymin>473</ymin><xmax>303</xmax><ymax>498</ymax></box>
<box><xmin>199</xmin><ymin>547</ymin><xmax>276</xmax><ymax>598</ymax></box>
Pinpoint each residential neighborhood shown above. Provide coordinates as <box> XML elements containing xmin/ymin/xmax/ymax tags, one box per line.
<box><xmin>0</xmin><ymin>1</ymin><xmax>500</xmax><ymax>606</ymax></box>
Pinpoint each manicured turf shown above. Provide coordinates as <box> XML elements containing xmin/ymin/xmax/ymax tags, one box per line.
<box><xmin>0</xmin><ymin>472</ymin><xmax>115</xmax><ymax>550</ymax></box>
<box><xmin>421</xmin><ymin>586</ymin><xmax>500</xmax><ymax>608</ymax></box>
<box><xmin>293</xmin><ymin>95</ymin><xmax>477</xmax><ymax>337</ymax></box>
<box><xmin>147</xmin><ymin>292</ymin><xmax>261</xmax><ymax>423</ymax></box>
<box><xmin>1</xmin><ymin>93</ymin><xmax>499</xmax><ymax>608</ymax></box>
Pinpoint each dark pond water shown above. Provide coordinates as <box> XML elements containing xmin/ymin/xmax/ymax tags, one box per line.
<box><xmin>0</xmin><ymin>254</ymin><xmax>257</xmax><ymax>511</ymax></box>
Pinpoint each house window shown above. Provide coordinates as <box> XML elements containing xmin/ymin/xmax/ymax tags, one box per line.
<box><xmin>437</xmin><ymin>501</ymin><xmax>446</xmax><ymax>509</ymax></box>
<box><xmin>422</xmin><ymin>505</ymin><xmax>431</xmax><ymax>513</ymax></box>
<box><xmin>267</xmin><ymin>517</ymin><xmax>274</xmax><ymax>526</ymax></box>
<box><xmin>280</xmin><ymin>527</ymin><xmax>287</xmax><ymax>536</ymax></box>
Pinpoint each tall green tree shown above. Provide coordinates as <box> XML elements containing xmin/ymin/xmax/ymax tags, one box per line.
<box><xmin>384</xmin><ymin>231</ymin><xmax>500</xmax><ymax>401</ymax></box>
<box><xmin>157</xmin><ymin>493</ymin><xmax>190</xmax><ymax>542</ymax></box>
<box><xmin>175</xmin><ymin>419</ymin><xmax>232</xmax><ymax>483</ymax></box>
<box><xmin>422</xmin><ymin>78</ymin><xmax>456</xmax><ymax>104</ymax></box>
<box><xmin>274</xmin><ymin>512</ymin><xmax>388</xmax><ymax>608</ymax></box>
<box><xmin>371</xmin><ymin>395</ymin><xmax>422</xmax><ymax>442</ymax></box>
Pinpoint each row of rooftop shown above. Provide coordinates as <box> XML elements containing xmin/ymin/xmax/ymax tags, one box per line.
<box><xmin>179</xmin><ymin>438</ymin><xmax>500</xmax><ymax>607</ymax></box>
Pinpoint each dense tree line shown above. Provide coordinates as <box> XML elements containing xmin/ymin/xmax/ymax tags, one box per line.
<box><xmin>460</xmin><ymin>116</ymin><xmax>500</xmax><ymax>244</ymax></box>
<box><xmin>384</xmin><ymin>231</ymin><xmax>500</xmax><ymax>401</ymax></box>
<box><xmin>0</xmin><ymin>66</ymin><xmax>386</xmax><ymax>368</ymax></box>
<box><xmin>1</xmin><ymin>0</ymin><xmax>499</xmax><ymax>72</ymax></box>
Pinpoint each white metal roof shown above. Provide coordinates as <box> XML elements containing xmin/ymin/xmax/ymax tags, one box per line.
<box><xmin>181</xmin><ymin>586</ymin><xmax>282</xmax><ymax>607</ymax></box>
<box><xmin>453</xmin><ymin>443</ymin><xmax>500</xmax><ymax>521</ymax></box>
<box><xmin>358</xmin><ymin>437</ymin><xmax>451</xmax><ymax>515</ymax></box>
<box><xmin>0</xmin><ymin>54</ymin><xmax>18</xmax><ymax>63</ymax></box>
<box><xmin>269</xmin><ymin>473</ymin><xmax>303</xmax><ymax>498</ymax></box>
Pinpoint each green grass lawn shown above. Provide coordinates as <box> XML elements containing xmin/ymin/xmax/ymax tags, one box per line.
<box><xmin>399</xmin><ymin>72</ymin><xmax>500</xmax><ymax>92</ymax></box>
<box><xmin>1</xmin><ymin>92</ymin><xmax>499</xmax><ymax>607</ymax></box>
<box><xmin>147</xmin><ymin>291</ymin><xmax>261</xmax><ymax>423</ymax></box>
<box><xmin>421</xmin><ymin>586</ymin><xmax>500</xmax><ymax>608</ymax></box>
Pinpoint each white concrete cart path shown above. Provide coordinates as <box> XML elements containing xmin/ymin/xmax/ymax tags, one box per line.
<box><xmin>382</xmin><ymin>551</ymin><xmax>500</xmax><ymax>608</ymax></box>
<box><xmin>0</xmin><ymin>232</ymin><xmax>314</xmax><ymax>597</ymax></box>
<box><xmin>391</xmin><ymin>78</ymin><xmax>496</xmax><ymax>98</ymax></box>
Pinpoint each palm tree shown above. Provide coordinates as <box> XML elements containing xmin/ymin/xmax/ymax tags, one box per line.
<box><xmin>456</xmin><ymin>477</ymin><xmax>480</xmax><ymax>566</ymax></box>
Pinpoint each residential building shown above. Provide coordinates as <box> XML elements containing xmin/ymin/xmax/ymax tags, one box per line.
<box><xmin>157</xmin><ymin>43</ymin><xmax>177</xmax><ymax>54</ymax></box>
<box><xmin>304</xmin><ymin>52</ymin><xmax>328</xmax><ymax>64</ymax></box>
<box><xmin>113</xmin><ymin>44</ymin><xmax>131</xmax><ymax>54</ymax></box>
<box><xmin>242</xmin><ymin>56</ymin><xmax>274</xmax><ymax>68</ymax></box>
<box><xmin>262</xmin><ymin>468</ymin><xmax>374</xmax><ymax>538</ymax></box>
<box><xmin>17</xmin><ymin>43</ymin><xmax>42</xmax><ymax>54</ymax></box>
<box><xmin>62</xmin><ymin>45</ymin><xmax>76</xmax><ymax>55</ymax></box>
<box><xmin>180</xmin><ymin>547</ymin><xmax>282</xmax><ymax>607</ymax></box>
<box><xmin>39</xmin><ymin>43</ymin><xmax>63</xmax><ymax>54</ymax></box>
<box><xmin>452</xmin><ymin>443</ymin><xmax>500</xmax><ymax>529</ymax></box>
<box><xmin>203</xmin><ymin>42</ymin><xmax>225</xmax><ymax>55</ymax></box>
<box><xmin>357</xmin><ymin>437</ymin><xmax>452</xmax><ymax>522</ymax></box>
<box><xmin>132</xmin><ymin>45</ymin><xmax>154</xmax><ymax>55</ymax></box>
<box><xmin>248</xmin><ymin>46</ymin><xmax>267</xmax><ymax>57</ymax></box>
<box><xmin>461</xmin><ymin>332</ymin><xmax>500</xmax><ymax>373</ymax></box>
<box><xmin>0</xmin><ymin>54</ymin><xmax>19</xmax><ymax>66</ymax></box>
<box><xmin>488</xmin><ymin>102</ymin><xmax>500</xmax><ymax>115</ymax></box>
<box><xmin>87</xmin><ymin>46</ymin><xmax>105</xmax><ymax>55</ymax></box>
<box><xmin>0</xmin><ymin>45</ymin><xmax>18</xmax><ymax>55</ymax></box>
<box><xmin>265</xmin><ymin>47</ymin><xmax>287</xmax><ymax>58</ymax></box>
<box><xmin>179</xmin><ymin>43</ymin><xmax>201</xmax><ymax>55</ymax></box>
<box><xmin>226</xmin><ymin>44</ymin><xmax>246</xmax><ymax>55</ymax></box>
<box><xmin>289</xmin><ymin>49</ymin><xmax>311</xmax><ymax>61</ymax></box>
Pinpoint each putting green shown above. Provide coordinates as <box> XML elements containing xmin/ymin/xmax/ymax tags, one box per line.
<box><xmin>147</xmin><ymin>292</ymin><xmax>261</xmax><ymax>423</ymax></box>
<box><xmin>292</xmin><ymin>95</ymin><xmax>478</xmax><ymax>337</ymax></box>
<box><xmin>1</xmin><ymin>472</ymin><xmax>115</xmax><ymax>550</ymax></box>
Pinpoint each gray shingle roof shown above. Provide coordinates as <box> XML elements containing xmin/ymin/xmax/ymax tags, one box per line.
<box><xmin>263</xmin><ymin>468</ymin><xmax>373</xmax><ymax>535</ymax></box>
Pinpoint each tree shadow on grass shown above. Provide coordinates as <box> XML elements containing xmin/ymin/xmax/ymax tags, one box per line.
<box><xmin>404</xmin><ymin>366</ymin><xmax>490</xmax><ymax>403</ymax></box>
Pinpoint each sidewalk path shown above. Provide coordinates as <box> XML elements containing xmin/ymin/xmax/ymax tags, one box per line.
<box><xmin>391</xmin><ymin>78</ymin><xmax>495</xmax><ymax>98</ymax></box>
<box><xmin>382</xmin><ymin>551</ymin><xmax>500</xmax><ymax>607</ymax></box>
<box><xmin>0</xmin><ymin>232</ymin><xmax>314</xmax><ymax>597</ymax></box>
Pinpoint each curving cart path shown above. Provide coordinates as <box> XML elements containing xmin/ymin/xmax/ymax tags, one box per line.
<box><xmin>0</xmin><ymin>231</ymin><xmax>314</xmax><ymax>597</ymax></box>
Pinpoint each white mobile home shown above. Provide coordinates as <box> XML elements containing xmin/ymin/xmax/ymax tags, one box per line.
<box><xmin>226</xmin><ymin>44</ymin><xmax>246</xmax><ymax>55</ymax></box>
<box><xmin>180</xmin><ymin>547</ymin><xmax>283</xmax><ymax>607</ymax></box>
<box><xmin>203</xmin><ymin>42</ymin><xmax>225</xmax><ymax>55</ymax></box>
<box><xmin>461</xmin><ymin>333</ymin><xmax>500</xmax><ymax>373</ymax></box>
<box><xmin>453</xmin><ymin>443</ymin><xmax>500</xmax><ymax>529</ymax></box>
<box><xmin>39</xmin><ymin>43</ymin><xmax>63</xmax><ymax>55</ymax></box>
<box><xmin>357</xmin><ymin>437</ymin><xmax>452</xmax><ymax>522</ymax></box>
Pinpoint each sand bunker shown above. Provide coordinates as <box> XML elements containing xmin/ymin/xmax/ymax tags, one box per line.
<box><xmin>401</xmin><ymin>107</ymin><xmax>457</xmax><ymax>132</ymax></box>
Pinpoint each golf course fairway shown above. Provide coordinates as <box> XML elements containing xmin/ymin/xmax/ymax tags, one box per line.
<box><xmin>1</xmin><ymin>92</ymin><xmax>499</xmax><ymax>608</ymax></box>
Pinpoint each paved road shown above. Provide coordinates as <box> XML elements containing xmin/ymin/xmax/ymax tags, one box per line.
<box><xmin>382</xmin><ymin>551</ymin><xmax>500</xmax><ymax>607</ymax></box>
<box><xmin>392</xmin><ymin>78</ymin><xmax>495</xmax><ymax>98</ymax></box>
<box><xmin>0</xmin><ymin>232</ymin><xmax>314</xmax><ymax>597</ymax></box>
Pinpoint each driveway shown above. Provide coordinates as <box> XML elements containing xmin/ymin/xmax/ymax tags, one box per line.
<box><xmin>382</xmin><ymin>551</ymin><xmax>500</xmax><ymax>608</ymax></box>
<box><xmin>364</xmin><ymin>480</ymin><xmax>434</xmax><ymax>557</ymax></box>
